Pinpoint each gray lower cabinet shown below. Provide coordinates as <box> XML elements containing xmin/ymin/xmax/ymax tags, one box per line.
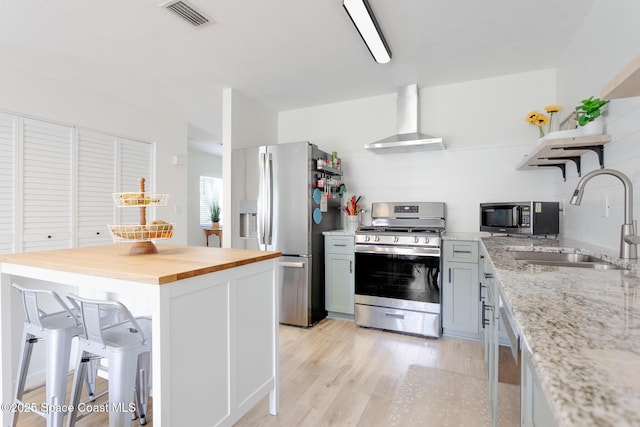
<box><xmin>484</xmin><ymin>271</ymin><xmax>499</xmax><ymax>427</ymax></box>
<box><xmin>442</xmin><ymin>240</ymin><xmax>480</xmax><ymax>339</ymax></box>
<box><xmin>522</xmin><ymin>343</ymin><xmax>557</xmax><ymax>427</ymax></box>
<box><xmin>479</xmin><ymin>243</ymin><xmax>499</xmax><ymax>427</ymax></box>
<box><xmin>324</xmin><ymin>235</ymin><xmax>355</xmax><ymax>319</ymax></box>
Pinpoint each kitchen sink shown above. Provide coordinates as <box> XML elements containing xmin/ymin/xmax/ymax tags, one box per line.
<box><xmin>511</xmin><ymin>251</ymin><xmax>627</xmax><ymax>270</ymax></box>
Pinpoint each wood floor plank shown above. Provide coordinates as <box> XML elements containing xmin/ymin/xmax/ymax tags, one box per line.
<box><xmin>16</xmin><ymin>318</ymin><xmax>516</xmax><ymax>426</ymax></box>
<box><xmin>235</xmin><ymin>319</ymin><xmax>504</xmax><ymax>426</ymax></box>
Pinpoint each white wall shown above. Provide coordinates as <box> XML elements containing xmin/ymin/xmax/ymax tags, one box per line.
<box><xmin>279</xmin><ymin>70</ymin><xmax>559</xmax><ymax>232</ymax></box>
<box><xmin>222</xmin><ymin>88</ymin><xmax>278</xmax><ymax>248</ymax></box>
<box><xmin>554</xmin><ymin>0</ymin><xmax>640</xmax><ymax>252</ymax></box>
<box><xmin>0</xmin><ymin>62</ymin><xmax>189</xmax><ymax>244</ymax></box>
<box><xmin>187</xmin><ymin>150</ymin><xmax>223</xmax><ymax>246</ymax></box>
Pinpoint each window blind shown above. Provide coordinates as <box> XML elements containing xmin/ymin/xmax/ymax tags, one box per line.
<box><xmin>200</xmin><ymin>175</ymin><xmax>222</xmax><ymax>226</ymax></box>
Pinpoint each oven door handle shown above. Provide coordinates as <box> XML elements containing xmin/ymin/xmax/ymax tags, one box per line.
<box><xmin>384</xmin><ymin>311</ymin><xmax>405</xmax><ymax>320</ymax></box>
<box><xmin>354</xmin><ymin>245</ymin><xmax>440</xmax><ymax>257</ymax></box>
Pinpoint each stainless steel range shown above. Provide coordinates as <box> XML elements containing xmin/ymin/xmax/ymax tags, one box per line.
<box><xmin>354</xmin><ymin>202</ymin><xmax>445</xmax><ymax>338</ymax></box>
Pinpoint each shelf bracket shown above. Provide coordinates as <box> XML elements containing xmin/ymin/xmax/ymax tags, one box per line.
<box><xmin>538</xmin><ymin>156</ymin><xmax>582</xmax><ymax>177</ymax></box>
<box><xmin>551</xmin><ymin>145</ymin><xmax>605</xmax><ymax>169</ymax></box>
<box><xmin>532</xmin><ymin>163</ymin><xmax>567</xmax><ymax>181</ymax></box>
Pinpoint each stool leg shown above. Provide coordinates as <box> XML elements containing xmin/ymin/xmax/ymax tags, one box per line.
<box><xmin>46</xmin><ymin>330</ymin><xmax>75</xmax><ymax>427</ymax></box>
<box><xmin>135</xmin><ymin>352</ymin><xmax>151</xmax><ymax>425</ymax></box>
<box><xmin>108</xmin><ymin>354</ymin><xmax>137</xmax><ymax>427</ymax></box>
<box><xmin>11</xmin><ymin>330</ymin><xmax>36</xmax><ymax>427</ymax></box>
<box><xmin>84</xmin><ymin>358</ymin><xmax>98</xmax><ymax>400</ymax></box>
<box><xmin>67</xmin><ymin>351</ymin><xmax>90</xmax><ymax>427</ymax></box>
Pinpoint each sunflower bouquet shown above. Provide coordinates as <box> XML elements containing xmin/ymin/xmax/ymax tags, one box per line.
<box><xmin>525</xmin><ymin>105</ymin><xmax>561</xmax><ymax>137</ymax></box>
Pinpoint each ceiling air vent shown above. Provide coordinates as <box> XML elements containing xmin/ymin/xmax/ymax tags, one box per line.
<box><xmin>161</xmin><ymin>1</ymin><xmax>211</xmax><ymax>27</ymax></box>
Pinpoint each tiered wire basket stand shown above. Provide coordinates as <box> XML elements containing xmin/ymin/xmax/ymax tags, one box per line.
<box><xmin>108</xmin><ymin>177</ymin><xmax>173</xmax><ymax>255</ymax></box>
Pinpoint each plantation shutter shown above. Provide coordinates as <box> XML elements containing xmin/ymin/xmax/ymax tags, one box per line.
<box><xmin>77</xmin><ymin>128</ymin><xmax>116</xmax><ymax>247</ymax></box>
<box><xmin>21</xmin><ymin>118</ymin><xmax>73</xmax><ymax>252</ymax></box>
<box><xmin>119</xmin><ymin>138</ymin><xmax>154</xmax><ymax>224</ymax></box>
<box><xmin>0</xmin><ymin>112</ymin><xmax>15</xmax><ymax>254</ymax></box>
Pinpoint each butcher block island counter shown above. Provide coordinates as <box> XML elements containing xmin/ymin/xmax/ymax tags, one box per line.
<box><xmin>0</xmin><ymin>244</ymin><xmax>281</xmax><ymax>426</ymax></box>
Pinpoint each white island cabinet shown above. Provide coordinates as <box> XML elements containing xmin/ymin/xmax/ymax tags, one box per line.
<box><xmin>0</xmin><ymin>244</ymin><xmax>281</xmax><ymax>426</ymax></box>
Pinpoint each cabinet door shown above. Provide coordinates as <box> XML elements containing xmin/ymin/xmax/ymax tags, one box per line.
<box><xmin>0</xmin><ymin>113</ymin><xmax>15</xmax><ymax>254</ymax></box>
<box><xmin>442</xmin><ymin>261</ymin><xmax>479</xmax><ymax>337</ymax></box>
<box><xmin>118</xmin><ymin>138</ymin><xmax>154</xmax><ymax>224</ymax></box>
<box><xmin>325</xmin><ymin>253</ymin><xmax>354</xmax><ymax>314</ymax></box>
<box><xmin>485</xmin><ymin>279</ymin><xmax>499</xmax><ymax>427</ymax></box>
<box><xmin>522</xmin><ymin>344</ymin><xmax>557</xmax><ymax>427</ymax></box>
<box><xmin>22</xmin><ymin>118</ymin><xmax>73</xmax><ymax>252</ymax></box>
<box><xmin>77</xmin><ymin>129</ymin><xmax>116</xmax><ymax>247</ymax></box>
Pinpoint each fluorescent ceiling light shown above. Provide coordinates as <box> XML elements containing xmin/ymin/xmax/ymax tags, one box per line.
<box><xmin>343</xmin><ymin>0</ymin><xmax>391</xmax><ymax>64</ymax></box>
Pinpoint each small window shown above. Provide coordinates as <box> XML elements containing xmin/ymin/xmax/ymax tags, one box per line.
<box><xmin>200</xmin><ymin>176</ymin><xmax>222</xmax><ymax>227</ymax></box>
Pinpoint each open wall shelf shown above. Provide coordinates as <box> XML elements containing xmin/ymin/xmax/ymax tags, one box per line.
<box><xmin>600</xmin><ymin>55</ymin><xmax>640</xmax><ymax>100</ymax></box>
<box><xmin>516</xmin><ymin>55</ymin><xmax>640</xmax><ymax>181</ymax></box>
<box><xmin>516</xmin><ymin>134</ymin><xmax>612</xmax><ymax>181</ymax></box>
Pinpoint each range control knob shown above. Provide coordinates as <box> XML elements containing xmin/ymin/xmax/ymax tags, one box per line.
<box><xmin>414</xmin><ymin>236</ymin><xmax>419</xmax><ymax>244</ymax></box>
<box><xmin>365</xmin><ymin>235</ymin><xmax>371</xmax><ymax>242</ymax></box>
<box><xmin>375</xmin><ymin>235</ymin><xmax>380</xmax><ymax>242</ymax></box>
<box><xmin>424</xmin><ymin>237</ymin><xmax>430</xmax><ymax>244</ymax></box>
<box><xmin>393</xmin><ymin>236</ymin><xmax>399</xmax><ymax>243</ymax></box>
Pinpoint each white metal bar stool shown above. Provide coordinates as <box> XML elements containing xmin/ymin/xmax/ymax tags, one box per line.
<box><xmin>66</xmin><ymin>294</ymin><xmax>152</xmax><ymax>427</ymax></box>
<box><xmin>11</xmin><ymin>284</ymin><xmax>83</xmax><ymax>427</ymax></box>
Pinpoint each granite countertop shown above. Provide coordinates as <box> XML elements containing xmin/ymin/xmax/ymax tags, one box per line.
<box><xmin>479</xmin><ymin>236</ymin><xmax>640</xmax><ymax>427</ymax></box>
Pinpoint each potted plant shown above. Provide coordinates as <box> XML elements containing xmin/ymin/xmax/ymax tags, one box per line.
<box><xmin>574</xmin><ymin>96</ymin><xmax>609</xmax><ymax>135</ymax></box>
<box><xmin>210</xmin><ymin>201</ymin><xmax>221</xmax><ymax>229</ymax></box>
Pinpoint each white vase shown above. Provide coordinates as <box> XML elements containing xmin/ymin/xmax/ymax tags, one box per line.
<box><xmin>579</xmin><ymin>118</ymin><xmax>604</xmax><ymax>136</ymax></box>
<box><xmin>542</xmin><ymin>129</ymin><xmax>583</xmax><ymax>140</ymax></box>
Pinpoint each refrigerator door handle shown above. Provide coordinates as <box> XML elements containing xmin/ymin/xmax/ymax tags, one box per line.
<box><xmin>264</xmin><ymin>152</ymin><xmax>273</xmax><ymax>245</ymax></box>
<box><xmin>278</xmin><ymin>262</ymin><xmax>305</xmax><ymax>268</ymax></box>
<box><xmin>257</xmin><ymin>152</ymin><xmax>267</xmax><ymax>247</ymax></box>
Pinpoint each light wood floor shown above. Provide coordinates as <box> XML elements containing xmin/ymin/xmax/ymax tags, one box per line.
<box><xmin>15</xmin><ymin>318</ymin><xmax>517</xmax><ymax>426</ymax></box>
<box><xmin>236</xmin><ymin>319</ymin><xmax>517</xmax><ymax>426</ymax></box>
<box><xmin>14</xmin><ymin>370</ymin><xmax>151</xmax><ymax>426</ymax></box>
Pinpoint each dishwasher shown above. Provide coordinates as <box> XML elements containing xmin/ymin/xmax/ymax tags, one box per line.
<box><xmin>499</xmin><ymin>287</ymin><xmax>520</xmax><ymax>365</ymax></box>
<box><xmin>497</xmin><ymin>285</ymin><xmax>522</xmax><ymax>426</ymax></box>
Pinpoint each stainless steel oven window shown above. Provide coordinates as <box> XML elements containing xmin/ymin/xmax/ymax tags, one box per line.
<box><xmin>355</xmin><ymin>252</ymin><xmax>440</xmax><ymax>303</ymax></box>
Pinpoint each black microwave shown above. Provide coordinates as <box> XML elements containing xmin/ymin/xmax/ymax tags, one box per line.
<box><xmin>480</xmin><ymin>202</ymin><xmax>559</xmax><ymax>236</ymax></box>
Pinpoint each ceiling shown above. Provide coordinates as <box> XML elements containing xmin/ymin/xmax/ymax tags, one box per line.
<box><xmin>0</xmin><ymin>0</ymin><xmax>596</xmax><ymax>156</ymax></box>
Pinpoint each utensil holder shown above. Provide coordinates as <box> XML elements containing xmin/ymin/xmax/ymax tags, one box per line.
<box><xmin>346</xmin><ymin>214</ymin><xmax>360</xmax><ymax>234</ymax></box>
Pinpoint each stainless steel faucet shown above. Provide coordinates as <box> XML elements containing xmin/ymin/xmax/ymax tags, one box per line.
<box><xmin>569</xmin><ymin>168</ymin><xmax>638</xmax><ymax>259</ymax></box>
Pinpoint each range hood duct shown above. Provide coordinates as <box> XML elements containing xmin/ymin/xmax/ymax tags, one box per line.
<box><xmin>364</xmin><ymin>84</ymin><xmax>445</xmax><ymax>154</ymax></box>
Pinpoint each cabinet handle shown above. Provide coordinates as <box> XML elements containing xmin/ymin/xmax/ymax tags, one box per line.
<box><xmin>479</xmin><ymin>284</ymin><xmax>485</xmax><ymax>301</ymax></box>
<box><xmin>484</xmin><ymin>273</ymin><xmax>493</xmax><ymax>279</ymax></box>
<box><xmin>350</xmin><ymin>260</ymin><xmax>353</xmax><ymax>273</ymax></box>
<box><xmin>481</xmin><ymin>301</ymin><xmax>486</xmax><ymax>329</ymax></box>
<box><xmin>483</xmin><ymin>303</ymin><xmax>493</xmax><ymax>327</ymax></box>
<box><xmin>453</xmin><ymin>250</ymin><xmax>472</xmax><ymax>254</ymax></box>
<box><xmin>47</xmin><ymin>235</ymin><xmax>52</xmax><ymax>239</ymax></box>
<box><xmin>334</xmin><ymin>244</ymin><xmax>347</xmax><ymax>247</ymax></box>
<box><xmin>448</xmin><ymin>268</ymin><xmax>452</xmax><ymax>283</ymax></box>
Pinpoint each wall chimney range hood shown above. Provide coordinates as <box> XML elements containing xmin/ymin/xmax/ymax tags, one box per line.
<box><xmin>364</xmin><ymin>84</ymin><xmax>445</xmax><ymax>154</ymax></box>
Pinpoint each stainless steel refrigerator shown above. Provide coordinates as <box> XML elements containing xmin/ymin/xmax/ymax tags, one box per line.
<box><xmin>232</xmin><ymin>141</ymin><xmax>342</xmax><ymax>327</ymax></box>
